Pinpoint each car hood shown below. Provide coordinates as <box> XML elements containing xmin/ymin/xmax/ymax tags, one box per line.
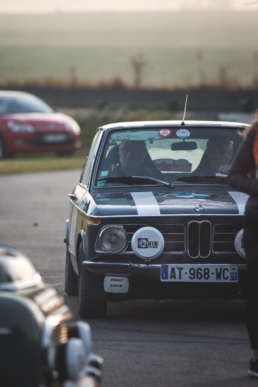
<box><xmin>90</xmin><ymin>189</ymin><xmax>249</xmax><ymax>217</ymax></box>
<box><xmin>1</xmin><ymin>112</ymin><xmax>76</xmax><ymax>129</ymax></box>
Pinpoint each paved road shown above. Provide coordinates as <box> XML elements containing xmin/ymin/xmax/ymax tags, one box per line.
<box><xmin>0</xmin><ymin>170</ymin><xmax>256</xmax><ymax>387</ymax></box>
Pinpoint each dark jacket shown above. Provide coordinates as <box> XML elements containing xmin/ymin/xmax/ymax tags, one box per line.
<box><xmin>227</xmin><ymin>129</ymin><xmax>258</xmax><ymax>217</ymax></box>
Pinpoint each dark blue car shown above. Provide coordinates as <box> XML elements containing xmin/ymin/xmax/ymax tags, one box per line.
<box><xmin>65</xmin><ymin>120</ymin><xmax>248</xmax><ymax>317</ymax></box>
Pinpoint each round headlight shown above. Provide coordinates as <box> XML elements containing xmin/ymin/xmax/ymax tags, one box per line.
<box><xmin>99</xmin><ymin>226</ymin><xmax>128</xmax><ymax>253</ymax></box>
<box><xmin>234</xmin><ymin>229</ymin><xmax>246</xmax><ymax>258</ymax></box>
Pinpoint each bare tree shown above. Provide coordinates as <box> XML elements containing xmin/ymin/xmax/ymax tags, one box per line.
<box><xmin>131</xmin><ymin>53</ymin><xmax>148</xmax><ymax>88</ymax></box>
<box><xmin>196</xmin><ymin>50</ymin><xmax>206</xmax><ymax>85</ymax></box>
<box><xmin>218</xmin><ymin>64</ymin><xmax>232</xmax><ymax>88</ymax></box>
<box><xmin>69</xmin><ymin>66</ymin><xmax>78</xmax><ymax>86</ymax></box>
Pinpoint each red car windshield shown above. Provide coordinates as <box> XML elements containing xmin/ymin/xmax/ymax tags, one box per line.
<box><xmin>0</xmin><ymin>94</ymin><xmax>54</xmax><ymax>115</ymax></box>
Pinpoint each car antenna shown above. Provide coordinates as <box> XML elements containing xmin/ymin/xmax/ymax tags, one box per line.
<box><xmin>181</xmin><ymin>94</ymin><xmax>188</xmax><ymax>126</ymax></box>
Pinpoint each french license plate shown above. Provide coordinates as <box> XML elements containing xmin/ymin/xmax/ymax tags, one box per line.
<box><xmin>42</xmin><ymin>134</ymin><xmax>67</xmax><ymax>143</ymax></box>
<box><xmin>160</xmin><ymin>264</ymin><xmax>238</xmax><ymax>283</ymax></box>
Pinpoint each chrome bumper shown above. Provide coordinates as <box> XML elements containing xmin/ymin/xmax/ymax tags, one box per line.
<box><xmin>83</xmin><ymin>261</ymin><xmax>247</xmax><ymax>279</ymax></box>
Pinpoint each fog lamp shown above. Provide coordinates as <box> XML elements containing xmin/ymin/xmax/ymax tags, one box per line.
<box><xmin>234</xmin><ymin>229</ymin><xmax>246</xmax><ymax>258</ymax></box>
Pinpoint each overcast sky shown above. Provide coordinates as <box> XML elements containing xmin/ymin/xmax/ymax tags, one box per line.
<box><xmin>0</xmin><ymin>0</ymin><xmax>257</xmax><ymax>13</ymax></box>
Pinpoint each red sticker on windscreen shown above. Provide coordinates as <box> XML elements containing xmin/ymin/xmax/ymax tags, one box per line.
<box><xmin>158</xmin><ymin>128</ymin><xmax>172</xmax><ymax>138</ymax></box>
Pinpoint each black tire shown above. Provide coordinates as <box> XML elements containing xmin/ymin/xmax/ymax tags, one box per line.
<box><xmin>65</xmin><ymin>247</ymin><xmax>78</xmax><ymax>296</ymax></box>
<box><xmin>78</xmin><ymin>243</ymin><xmax>107</xmax><ymax>318</ymax></box>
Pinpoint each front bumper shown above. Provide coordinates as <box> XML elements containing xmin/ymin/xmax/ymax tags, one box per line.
<box><xmin>5</xmin><ymin>133</ymin><xmax>81</xmax><ymax>153</ymax></box>
<box><xmin>83</xmin><ymin>261</ymin><xmax>247</xmax><ymax>300</ymax></box>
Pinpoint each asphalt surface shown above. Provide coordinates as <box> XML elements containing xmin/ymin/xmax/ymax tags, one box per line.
<box><xmin>0</xmin><ymin>170</ymin><xmax>257</xmax><ymax>387</ymax></box>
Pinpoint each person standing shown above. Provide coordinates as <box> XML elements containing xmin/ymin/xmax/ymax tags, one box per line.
<box><xmin>227</xmin><ymin>120</ymin><xmax>258</xmax><ymax>377</ymax></box>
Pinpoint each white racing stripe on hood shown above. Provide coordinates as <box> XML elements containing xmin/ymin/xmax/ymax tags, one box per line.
<box><xmin>228</xmin><ymin>191</ymin><xmax>249</xmax><ymax>215</ymax></box>
<box><xmin>131</xmin><ymin>192</ymin><xmax>160</xmax><ymax>215</ymax></box>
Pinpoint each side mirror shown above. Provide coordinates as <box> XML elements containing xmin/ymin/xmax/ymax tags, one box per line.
<box><xmin>171</xmin><ymin>141</ymin><xmax>197</xmax><ymax>151</ymax></box>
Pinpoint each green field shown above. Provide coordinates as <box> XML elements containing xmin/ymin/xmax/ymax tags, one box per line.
<box><xmin>0</xmin><ymin>11</ymin><xmax>258</xmax><ymax>87</ymax></box>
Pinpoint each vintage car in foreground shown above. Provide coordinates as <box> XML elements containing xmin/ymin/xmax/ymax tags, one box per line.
<box><xmin>0</xmin><ymin>90</ymin><xmax>81</xmax><ymax>158</ymax></box>
<box><xmin>65</xmin><ymin>120</ymin><xmax>248</xmax><ymax>317</ymax></box>
<box><xmin>0</xmin><ymin>244</ymin><xmax>103</xmax><ymax>387</ymax></box>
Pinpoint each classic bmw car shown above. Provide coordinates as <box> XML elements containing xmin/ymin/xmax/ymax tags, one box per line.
<box><xmin>65</xmin><ymin>120</ymin><xmax>249</xmax><ymax>317</ymax></box>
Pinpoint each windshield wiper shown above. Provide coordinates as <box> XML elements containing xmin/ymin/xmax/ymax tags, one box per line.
<box><xmin>97</xmin><ymin>175</ymin><xmax>173</xmax><ymax>187</ymax></box>
<box><xmin>177</xmin><ymin>175</ymin><xmax>228</xmax><ymax>184</ymax></box>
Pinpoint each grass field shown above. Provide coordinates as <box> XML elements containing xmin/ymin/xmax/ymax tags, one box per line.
<box><xmin>0</xmin><ymin>11</ymin><xmax>258</xmax><ymax>87</ymax></box>
<box><xmin>0</xmin><ymin>108</ymin><xmax>176</xmax><ymax>174</ymax></box>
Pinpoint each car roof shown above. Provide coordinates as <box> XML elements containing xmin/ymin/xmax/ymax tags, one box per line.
<box><xmin>0</xmin><ymin>90</ymin><xmax>36</xmax><ymax>98</ymax></box>
<box><xmin>100</xmin><ymin>120</ymin><xmax>249</xmax><ymax>131</ymax></box>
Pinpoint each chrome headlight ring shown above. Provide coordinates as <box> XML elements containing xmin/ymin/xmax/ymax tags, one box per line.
<box><xmin>95</xmin><ymin>225</ymin><xmax>128</xmax><ymax>253</ymax></box>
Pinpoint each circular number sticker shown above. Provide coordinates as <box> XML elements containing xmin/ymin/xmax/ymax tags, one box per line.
<box><xmin>176</xmin><ymin>129</ymin><xmax>190</xmax><ymax>138</ymax></box>
<box><xmin>158</xmin><ymin>128</ymin><xmax>172</xmax><ymax>138</ymax></box>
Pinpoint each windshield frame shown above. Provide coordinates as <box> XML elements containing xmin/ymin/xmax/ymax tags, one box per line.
<box><xmin>92</xmin><ymin>124</ymin><xmax>246</xmax><ymax>189</ymax></box>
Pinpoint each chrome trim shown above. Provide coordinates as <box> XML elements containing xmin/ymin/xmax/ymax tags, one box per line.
<box><xmin>0</xmin><ymin>273</ymin><xmax>42</xmax><ymax>291</ymax></box>
<box><xmin>83</xmin><ymin>213</ymin><xmax>244</xmax><ymax>218</ymax></box>
<box><xmin>65</xmin><ymin>219</ymin><xmax>70</xmax><ymax>247</ymax></box>
<box><xmin>100</xmin><ymin>121</ymin><xmax>248</xmax><ymax>130</ymax></box>
<box><xmin>41</xmin><ymin>312</ymin><xmax>70</xmax><ymax>369</ymax></box>
<box><xmin>80</xmin><ymin>230</ymin><xmax>87</xmax><ymax>258</ymax></box>
<box><xmin>70</xmin><ymin>200</ymin><xmax>88</xmax><ymax>216</ymax></box>
<box><xmin>78</xmin><ymin>182</ymin><xmax>87</xmax><ymax>189</ymax></box>
<box><xmin>83</xmin><ymin>261</ymin><xmax>247</xmax><ymax>269</ymax></box>
<box><xmin>68</xmin><ymin>245</ymin><xmax>75</xmax><ymax>258</ymax></box>
<box><xmin>212</xmin><ymin>224</ymin><xmax>243</xmax><ymax>255</ymax></box>
<box><xmin>187</xmin><ymin>220</ymin><xmax>211</xmax><ymax>258</ymax></box>
<box><xmin>84</xmin><ymin>262</ymin><xmax>157</xmax><ymax>269</ymax></box>
<box><xmin>95</xmin><ymin>225</ymin><xmax>128</xmax><ymax>253</ymax></box>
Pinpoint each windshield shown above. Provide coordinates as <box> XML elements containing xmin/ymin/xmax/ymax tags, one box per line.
<box><xmin>96</xmin><ymin>126</ymin><xmax>243</xmax><ymax>186</ymax></box>
<box><xmin>0</xmin><ymin>94</ymin><xmax>54</xmax><ymax>115</ymax></box>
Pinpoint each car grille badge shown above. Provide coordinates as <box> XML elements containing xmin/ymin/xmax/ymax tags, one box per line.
<box><xmin>194</xmin><ymin>203</ymin><xmax>204</xmax><ymax>213</ymax></box>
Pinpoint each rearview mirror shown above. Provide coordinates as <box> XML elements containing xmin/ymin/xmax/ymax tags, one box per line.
<box><xmin>171</xmin><ymin>141</ymin><xmax>197</xmax><ymax>151</ymax></box>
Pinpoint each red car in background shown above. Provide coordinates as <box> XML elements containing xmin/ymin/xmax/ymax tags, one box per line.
<box><xmin>0</xmin><ymin>90</ymin><xmax>81</xmax><ymax>159</ymax></box>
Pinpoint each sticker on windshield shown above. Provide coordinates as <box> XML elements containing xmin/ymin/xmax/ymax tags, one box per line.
<box><xmin>109</xmin><ymin>139</ymin><xmax>117</xmax><ymax>145</ymax></box>
<box><xmin>176</xmin><ymin>193</ymin><xmax>194</xmax><ymax>198</ymax></box>
<box><xmin>160</xmin><ymin>199</ymin><xmax>227</xmax><ymax>206</ymax></box>
<box><xmin>176</xmin><ymin>129</ymin><xmax>190</xmax><ymax>138</ymax></box>
<box><xmin>100</xmin><ymin>171</ymin><xmax>108</xmax><ymax>177</ymax></box>
<box><xmin>192</xmin><ymin>193</ymin><xmax>210</xmax><ymax>199</ymax></box>
<box><xmin>158</xmin><ymin>128</ymin><xmax>172</xmax><ymax>138</ymax></box>
<box><xmin>176</xmin><ymin>192</ymin><xmax>210</xmax><ymax>199</ymax></box>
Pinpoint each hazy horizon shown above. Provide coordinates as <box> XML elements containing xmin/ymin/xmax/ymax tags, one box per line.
<box><xmin>0</xmin><ymin>11</ymin><xmax>257</xmax><ymax>88</ymax></box>
<box><xmin>0</xmin><ymin>0</ymin><xmax>257</xmax><ymax>13</ymax></box>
